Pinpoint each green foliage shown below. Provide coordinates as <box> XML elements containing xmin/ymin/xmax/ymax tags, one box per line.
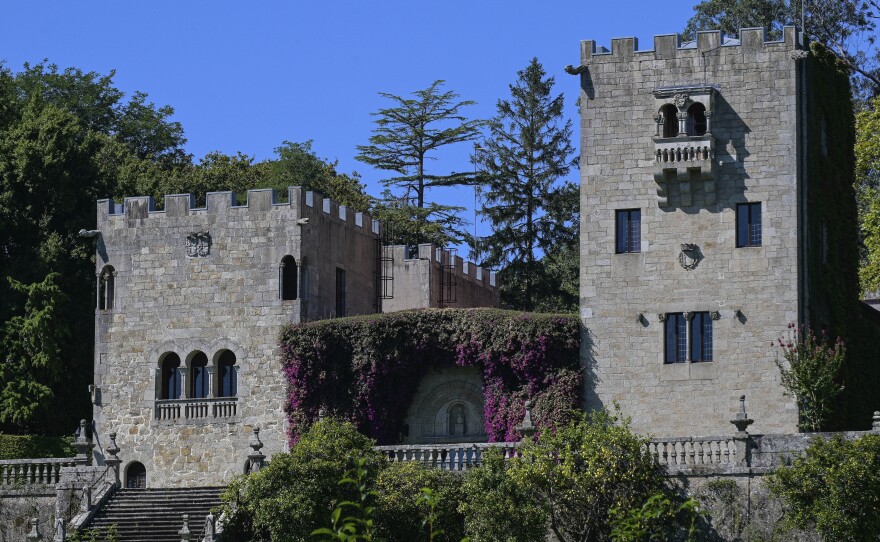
<box><xmin>478</xmin><ymin>58</ymin><xmax>576</xmax><ymax>311</ymax></box>
<box><xmin>458</xmin><ymin>447</ymin><xmax>547</xmax><ymax>542</ymax></box>
<box><xmin>0</xmin><ymin>274</ymin><xmax>69</xmax><ymax>426</ymax></box>
<box><xmin>219</xmin><ymin>419</ymin><xmax>384</xmax><ymax>542</ymax></box>
<box><xmin>682</xmin><ymin>0</ymin><xmax>880</xmax><ymax>99</ymax></box>
<box><xmin>506</xmin><ymin>409</ymin><xmax>667</xmax><ymax>542</ymax></box>
<box><xmin>773</xmin><ymin>324</ymin><xmax>846</xmax><ymax>432</ymax></box>
<box><xmin>856</xmin><ymin>98</ymin><xmax>880</xmax><ymax>292</ymax></box>
<box><xmin>767</xmin><ymin>433</ymin><xmax>880</xmax><ymax>541</ymax></box>
<box><xmin>609</xmin><ymin>493</ymin><xmax>700</xmax><ymax>542</ymax></box>
<box><xmin>356</xmin><ymin>80</ymin><xmax>484</xmax><ymax>245</ymax></box>
<box><xmin>374</xmin><ymin>462</ymin><xmax>465</xmax><ymax>542</ymax></box>
<box><xmin>68</xmin><ymin>525</ymin><xmax>119</xmax><ymax>542</ymax></box>
<box><xmin>0</xmin><ymin>433</ymin><xmax>74</xmax><ymax>459</ymax></box>
<box><xmin>312</xmin><ymin>458</ymin><xmax>378</xmax><ymax>542</ymax></box>
<box><xmin>282</xmin><ymin>308</ymin><xmax>581</xmax><ymax>444</ymax></box>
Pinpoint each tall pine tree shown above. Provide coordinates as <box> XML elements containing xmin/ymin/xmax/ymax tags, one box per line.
<box><xmin>479</xmin><ymin>59</ymin><xmax>576</xmax><ymax>311</ymax></box>
<box><xmin>356</xmin><ymin>80</ymin><xmax>483</xmax><ymax>246</ymax></box>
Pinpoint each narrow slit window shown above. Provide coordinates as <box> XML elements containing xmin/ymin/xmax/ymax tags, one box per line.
<box><xmin>280</xmin><ymin>255</ymin><xmax>297</xmax><ymax>300</ymax></box>
<box><xmin>98</xmin><ymin>265</ymin><xmax>115</xmax><ymax>310</ymax></box>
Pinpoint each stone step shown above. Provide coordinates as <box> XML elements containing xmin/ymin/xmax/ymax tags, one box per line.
<box><xmin>83</xmin><ymin>486</ymin><xmax>225</xmax><ymax>542</ymax></box>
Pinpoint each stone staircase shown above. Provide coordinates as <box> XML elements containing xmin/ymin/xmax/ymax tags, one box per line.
<box><xmin>83</xmin><ymin>487</ymin><xmax>224</xmax><ymax>541</ymax></box>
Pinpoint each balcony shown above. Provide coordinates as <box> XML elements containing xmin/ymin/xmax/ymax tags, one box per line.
<box><xmin>653</xmin><ymin>135</ymin><xmax>716</xmax><ymax>208</ymax></box>
<box><xmin>155</xmin><ymin>397</ymin><xmax>238</xmax><ymax>422</ymax></box>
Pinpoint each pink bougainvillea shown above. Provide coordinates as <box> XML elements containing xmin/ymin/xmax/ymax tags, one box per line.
<box><xmin>280</xmin><ymin>308</ymin><xmax>581</xmax><ymax>445</ymax></box>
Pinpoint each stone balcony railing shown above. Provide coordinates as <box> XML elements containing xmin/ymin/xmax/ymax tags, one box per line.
<box><xmin>0</xmin><ymin>457</ymin><xmax>77</xmax><ymax>487</ymax></box>
<box><xmin>376</xmin><ymin>442</ymin><xmax>520</xmax><ymax>471</ymax></box>
<box><xmin>647</xmin><ymin>436</ymin><xmax>738</xmax><ymax>469</ymax></box>
<box><xmin>652</xmin><ymin>135</ymin><xmax>717</xmax><ymax>207</ymax></box>
<box><xmin>654</xmin><ymin>137</ymin><xmax>714</xmax><ymax>166</ymax></box>
<box><xmin>155</xmin><ymin>397</ymin><xmax>238</xmax><ymax>421</ymax></box>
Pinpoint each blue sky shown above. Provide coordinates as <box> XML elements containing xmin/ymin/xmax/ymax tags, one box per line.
<box><xmin>2</xmin><ymin>0</ymin><xmax>701</xmax><ymax>252</ymax></box>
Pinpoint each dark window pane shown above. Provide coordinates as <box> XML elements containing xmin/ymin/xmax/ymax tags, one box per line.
<box><xmin>191</xmin><ymin>353</ymin><xmax>209</xmax><ymax>399</ymax></box>
<box><xmin>703</xmin><ymin>315</ymin><xmax>713</xmax><ymax>361</ymax></box>
<box><xmin>616</xmin><ymin>209</ymin><xmax>641</xmax><ymax>253</ymax></box>
<box><xmin>737</xmin><ymin>203</ymin><xmax>762</xmax><ymax>247</ymax></box>
<box><xmin>665</xmin><ymin>313</ymin><xmax>685</xmax><ymax>363</ymax></box>
<box><xmin>750</xmin><ymin>205</ymin><xmax>762</xmax><ymax>246</ymax></box>
<box><xmin>691</xmin><ymin>314</ymin><xmax>703</xmax><ymax>361</ymax></box>
<box><xmin>676</xmin><ymin>315</ymin><xmax>686</xmax><ymax>362</ymax></box>
<box><xmin>616</xmin><ymin>211</ymin><xmax>627</xmax><ymax>253</ymax></box>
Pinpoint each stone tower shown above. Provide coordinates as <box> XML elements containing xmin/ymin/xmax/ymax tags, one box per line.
<box><xmin>92</xmin><ymin>188</ymin><xmax>380</xmax><ymax>487</ymax></box>
<box><xmin>574</xmin><ymin>27</ymin><xmax>861</xmax><ymax>436</ymax></box>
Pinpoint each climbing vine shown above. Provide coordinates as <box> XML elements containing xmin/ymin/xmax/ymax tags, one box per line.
<box><xmin>280</xmin><ymin>308</ymin><xmax>581</xmax><ymax>445</ymax></box>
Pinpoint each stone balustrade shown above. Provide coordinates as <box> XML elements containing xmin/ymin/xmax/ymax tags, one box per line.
<box><xmin>375</xmin><ymin>442</ymin><xmax>519</xmax><ymax>471</ymax></box>
<box><xmin>647</xmin><ymin>437</ymin><xmax>737</xmax><ymax>468</ymax></box>
<box><xmin>155</xmin><ymin>398</ymin><xmax>237</xmax><ymax>421</ymax></box>
<box><xmin>0</xmin><ymin>458</ymin><xmax>76</xmax><ymax>487</ymax></box>
<box><xmin>654</xmin><ymin>138</ymin><xmax>714</xmax><ymax>165</ymax></box>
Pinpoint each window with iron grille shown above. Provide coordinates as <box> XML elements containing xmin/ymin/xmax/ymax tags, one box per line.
<box><xmin>736</xmin><ymin>203</ymin><xmax>762</xmax><ymax>247</ymax></box>
<box><xmin>616</xmin><ymin>209</ymin><xmax>641</xmax><ymax>253</ymax></box>
<box><xmin>690</xmin><ymin>312</ymin><xmax>713</xmax><ymax>362</ymax></box>
<box><xmin>664</xmin><ymin>313</ymin><xmax>686</xmax><ymax>363</ymax></box>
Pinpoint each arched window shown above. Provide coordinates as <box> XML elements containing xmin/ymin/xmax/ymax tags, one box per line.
<box><xmin>217</xmin><ymin>350</ymin><xmax>237</xmax><ymax>398</ymax></box>
<box><xmin>160</xmin><ymin>353</ymin><xmax>181</xmax><ymax>400</ymax></box>
<box><xmin>686</xmin><ymin>103</ymin><xmax>707</xmax><ymax>136</ymax></box>
<box><xmin>98</xmin><ymin>265</ymin><xmax>115</xmax><ymax>310</ymax></box>
<box><xmin>660</xmin><ymin>104</ymin><xmax>679</xmax><ymax>138</ymax></box>
<box><xmin>125</xmin><ymin>462</ymin><xmax>146</xmax><ymax>489</ymax></box>
<box><xmin>280</xmin><ymin>255</ymin><xmax>297</xmax><ymax>300</ymax></box>
<box><xmin>190</xmin><ymin>352</ymin><xmax>209</xmax><ymax>399</ymax></box>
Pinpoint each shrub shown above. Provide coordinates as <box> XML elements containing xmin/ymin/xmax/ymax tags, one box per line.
<box><xmin>218</xmin><ymin>419</ymin><xmax>384</xmax><ymax>542</ymax></box>
<box><xmin>506</xmin><ymin>409</ymin><xmax>667</xmax><ymax>542</ymax></box>
<box><xmin>767</xmin><ymin>433</ymin><xmax>880</xmax><ymax>541</ymax></box>
<box><xmin>459</xmin><ymin>447</ymin><xmax>547</xmax><ymax>542</ymax></box>
<box><xmin>0</xmin><ymin>433</ymin><xmax>74</xmax><ymax>459</ymax></box>
<box><xmin>373</xmin><ymin>461</ymin><xmax>465</xmax><ymax>541</ymax></box>
<box><xmin>281</xmin><ymin>308</ymin><xmax>581</xmax><ymax>444</ymax></box>
<box><xmin>609</xmin><ymin>492</ymin><xmax>700</xmax><ymax>542</ymax></box>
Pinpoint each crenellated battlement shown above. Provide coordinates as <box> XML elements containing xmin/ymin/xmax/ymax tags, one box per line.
<box><xmin>385</xmin><ymin>244</ymin><xmax>497</xmax><ymax>289</ymax></box>
<box><xmin>97</xmin><ymin>187</ymin><xmax>380</xmax><ymax>235</ymax></box>
<box><xmin>577</xmin><ymin>26</ymin><xmax>801</xmax><ymax>65</ymax></box>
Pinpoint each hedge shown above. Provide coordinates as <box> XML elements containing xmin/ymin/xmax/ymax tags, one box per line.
<box><xmin>280</xmin><ymin>308</ymin><xmax>581</xmax><ymax>445</ymax></box>
<box><xmin>0</xmin><ymin>433</ymin><xmax>75</xmax><ymax>459</ymax></box>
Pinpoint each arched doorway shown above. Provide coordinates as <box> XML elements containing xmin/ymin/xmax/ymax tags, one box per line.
<box><xmin>125</xmin><ymin>461</ymin><xmax>146</xmax><ymax>488</ymax></box>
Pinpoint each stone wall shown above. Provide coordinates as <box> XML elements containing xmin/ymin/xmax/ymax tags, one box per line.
<box><xmin>92</xmin><ymin>187</ymin><xmax>380</xmax><ymax>487</ymax></box>
<box><xmin>576</xmin><ymin>27</ymin><xmax>810</xmax><ymax>435</ymax></box>
<box><xmin>381</xmin><ymin>244</ymin><xmax>498</xmax><ymax>312</ymax></box>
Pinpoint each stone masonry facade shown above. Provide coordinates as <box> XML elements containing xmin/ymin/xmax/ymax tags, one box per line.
<box><xmin>93</xmin><ymin>188</ymin><xmax>380</xmax><ymax>487</ymax></box>
<box><xmin>577</xmin><ymin>27</ymin><xmax>810</xmax><ymax>436</ymax></box>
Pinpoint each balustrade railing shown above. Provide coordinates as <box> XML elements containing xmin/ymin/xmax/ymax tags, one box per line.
<box><xmin>0</xmin><ymin>457</ymin><xmax>76</xmax><ymax>487</ymax></box>
<box><xmin>647</xmin><ymin>437</ymin><xmax>737</xmax><ymax>467</ymax></box>
<box><xmin>654</xmin><ymin>140</ymin><xmax>714</xmax><ymax>165</ymax></box>
<box><xmin>376</xmin><ymin>442</ymin><xmax>519</xmax><ymax>471</ymax></box>
<box><xmin>155</xmin><ymin>398</ymin><xmax>238</xmax><ymax>420</ymax></box>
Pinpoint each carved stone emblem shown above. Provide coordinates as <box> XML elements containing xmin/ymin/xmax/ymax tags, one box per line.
<box><xmin>710</xmin><ymin>310</ymin><xmax>721</xmax><ymax>320</ymax></box>
<box><xmin>673</xmin><ymin>93</ymin><xmax>690</xmax><ymax>109</ymax></box>
<box><xmin>186</xmin><ymin>231</ymin><xmax>211</xmax><ymax>257</ymax></box>
<box><xmin>679</xmin><ymin>243</ymin><xmax>702</xmax><ymax>270</ymax></box>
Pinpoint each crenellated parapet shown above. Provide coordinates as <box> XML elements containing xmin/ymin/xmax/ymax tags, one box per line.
<box><xmin>575</xmin><ymin>26</ymin><xmax>801</xmax><ymax>66</ymax></box>
<box><xmin>97</xmin><ymin>187</ymin><xmax>380</xmax><ymax>236</ymax></box>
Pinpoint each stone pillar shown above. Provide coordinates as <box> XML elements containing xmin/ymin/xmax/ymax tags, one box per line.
<box><xmin>203</xmin><ymin>513</ymin><xmax>216</xmax><ymax>542</ymax></box>
<box><xmin>248</xmin><ymin>427</ymin><xmax>266</xmax><ymax>473</ymax></box>
<box><xmin>53</xmin><ymin>518</ymin><xmax>65</xmax><ymax>542</ymax></box>
<box><xmin>872</xmin><ymin>411</ymin><xmax>880</xmax><ymax>432</ymax></box>
<box><xmin>730</xmin><ymin>395</ymin><xmax>754</xmax><ymax>467</ymax></box>
<box><xmin>80</xmin><ymin>485</ymin><xmax>92</xmax><ymax>513</ymax></box>
<box><xmin>178</xmin><ymin>514</ymin><xmax>191</xmax><ymax>542</ymax></box>
<box><xmin>206</xmin><ymin>366</ymin><xmax>215</xmax><ymax>399</ymax></box>
<box><xmin>26</xmin><ymin>517</ymin><xmax>42</xmax><ymax>541</ymax></box>
<box><xmin>105</xmin><ymin>431</ymin><xmax>122</xmax><ymax>487</ymax></box>
<box><xmin>73</xmin><ymin>420</ymin><xmax>94</xmax><ymax>466</ymax></box>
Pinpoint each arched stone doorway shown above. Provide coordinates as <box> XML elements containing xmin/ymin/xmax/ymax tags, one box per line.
<box><xmin>403</xmin><ymin>366</ymin><xmax>486</xmax><ymax>444</ymax></box>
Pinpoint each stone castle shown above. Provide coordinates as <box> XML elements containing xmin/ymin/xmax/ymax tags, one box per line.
<box><xmin>82</xmin><ymin>25</ymin><xmax>876</xmax><ymax>492</ymax></box>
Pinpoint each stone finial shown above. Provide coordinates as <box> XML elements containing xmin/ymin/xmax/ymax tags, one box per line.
<box><xmin>80</xmin><ymin>485</ymin><xmax>92</xmax><ymax>512</ymax></box>
<box><xmin>317</xmin><ymin>407</ymin><xmax>327</xmax><ymax>421</ymax></box>
<box><xmin>105</xmin><ymin>431</ymin><xmax>122</xmax><ymax>487</ymax></box>
<box><xmin>203</xmin><ymin>513</ymin><xmax>216</xmax><ymax>542</ymax></box>
<box><xmin>516</xmin><ymin>400</ymin><xmax>537</xmax><ymax>441</ymax></box>
<box><xmin>248</xmin><ymin>427</ymin><xmax>266</xmax><ymax>473</ymax></box>
<box><xmin>872</xmin><ymin>412</ymin><xmax>880</xmax><ymax>432</ymax></box>
<box><xmin>178</xmin><ymin>514</ymin><xmax>191</xmax><ymax>541</ymax></box>
<box><xmin>73</xmin><ymin>419</ymin><xmax>94</xmax><ymax>466</ymax></box>
<box><xmin>730</xmin><ymin>395</ymin><xmax>754</xmax><ymax>435</ymax></box>
<box><xmin>26</xmin><ymin>517</ymin><xmax>42</xmax><ymax>541</ymax></box>
<box><xmin>53</xmin><ymin>518</ymin><xmax>65</xmax><ymax>542</ymax></box>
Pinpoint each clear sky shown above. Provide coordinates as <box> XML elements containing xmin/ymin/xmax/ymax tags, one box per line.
<box><xmin>1</xmin><ymin>0</ymin><xmax>702</xmax><ymax>253</ymax></box>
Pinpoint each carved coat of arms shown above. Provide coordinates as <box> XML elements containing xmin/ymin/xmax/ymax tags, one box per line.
<box><xmin>186</xmin><ymin>231</ymin><xmax>211</xmax><ymax>257</ymax></box>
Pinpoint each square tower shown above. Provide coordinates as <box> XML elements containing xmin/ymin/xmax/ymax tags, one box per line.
<box><xmin>576</xmin><ymin>27</ymin><xmax>861</xmax><ymax>436</ymax></box>
<box><xmin>93</xmin><ymin>188</ymin><xmax>380</xmax><ymax>487</ymax></box>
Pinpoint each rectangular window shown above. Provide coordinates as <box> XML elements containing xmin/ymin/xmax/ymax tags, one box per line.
<box><xmin>736</xmin><ymin>203</ymin><xmax>762</xmax><ymax>247</ymax></box>
<box><xmin>690</xmin><ymin>312</ymin><xmax>713</xmax><ymax>362</ymax></box>
<box><xmin>335</xmin><ymin>268</ymin><xmax>346</xmax><ymax>317</ymax></box>
<box><xmin>615</xmin><ymin>209</ymin><xmax>641</xmax><ymax>253</ymax></box>
<box><xmin>664</xmin><ymin>313</ymin><xmax>686</xmax><ymax>363</ymax></box>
